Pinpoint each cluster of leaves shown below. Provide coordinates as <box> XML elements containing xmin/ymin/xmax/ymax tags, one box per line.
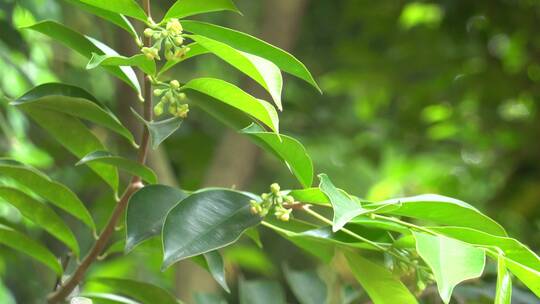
<box><xmin>0</xmin><ymin>0</ymin><xmax>538</xmax><ymax>303</ymax></box>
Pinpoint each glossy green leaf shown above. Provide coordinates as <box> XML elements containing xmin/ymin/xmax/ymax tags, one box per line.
<box><xmin>81</xmin><ymin>293</ymin><xmax>141</xmax><ymax>304</ymax></box>
<box><xmin>163</xmin><ymin>0</ymin><xmax>240</xmax><ymax>20</ymax></box>
<box><xmin>288</xmin><ymin>188</ymin><xmax>331</xmax><ymax>206</ymax></box>
<box><xmin>370</xmin><ymin>194</ymin><xmax>507</xmax><ymax>236</ymax></box>
<box><xmin>162</xmin><ymin>189</ymin><xmax>261</xmax><ymax>268</ymax></box>
<box><xmin>283</xmin><ymin>265</ymin><xmax>327</xmax><ymax>304</ymax></box>
<box><xmin>125</xmin><ymin>185</ymin><xmax>187</xmax><ymax>251</ymax></box>
<box><xmin>14</xmin><ymin>83</ymin><xmax>136</xmax><ymax>145</ymax></box>
<box><xmin>67</xmin><ymin>0</ymin><xmax>147</xmax><ymax>21</ymax></box>
<box><xmin>505</xmin><ymin>258</ymin><xmax>540</xmax><ymax>297</ymax></box>
<box><xmin>427</xmin><ymin>227</ymin><xmax>540</xmax><ymax>272</ymax></box>
<box><xmin>87</xmin><ymin>53</ymin><xmax>156</xmax><ymax>76</ymax></box>
<box><xmin>0</xmin><ymin>224</ymin><xmax>62</xmax><ymax>275</ymax></box>
<box><xmin>318</xmin><ymin>174</ymin><xmax>369</xmax><ymax>232</ymax></box>
<box><xmin>22</xmin><ymin>21</ymin><xmax>141</xmax><ymax>93</ymax></box>
<box><xmin>188</xmin><ymin>91</ymin><xmax>252</xmax><ymax>130</ymax></box>
<box><xmin>159</xmin><ymin>42</ymin><xmax>209</xmax><ymax>75</ymax></box>
<box><xmin>182</xmin><ymin>20</ymin><xmax>320</xmax><ymax>92</ymax></box>
<box><xmin>413</xmin><ymin>231</ymin><xmax>486</xmax><ymax>304</ymax></box>
<box><xmin>77</xmin><ymin>151</ymin><xmax>157</xmax><ymax>184</ymax></box>
<box><xmin>182</xmin><ymin>78</ymin><xmax>279</xmax><ymax>133</ymax></box>
<box><xmin>18</xmin><ymin>107</ymin><xmax>118</xmax><ymax>191</ymax></box>
<box><xmin>0</xmin><ymin>161</ymin><xmax>94</xmax><ymax>230</ymax></box>
<box><xmin>63</xmin><ymin>0</ymin><xmax>138</xmax><ymax>39</ymax></box>
<box><xmin>188</xmin><ymin>35</ymin><xmax>283</xmax><ymax>109</ymax></box>
<box><xmin>87</xmin><ymin>278</ymin><xmax>178</xmax><ymax>304</ymax></box>
<box><xmin>0</xmin><ymin>187</ymin><xmax>79</xmax><ymax>256</ymax></box>
<box><xmin>192</xmin><ymin>251</ymin><xmax>230</xmax><ymax>293</ymax></box>
<box><xmin>240</xmin><ymin>279</ymin><xmax>286</xmax><ymax>304</ymax></box>
<box><xmin>132</xmin><ymin>109</ymin><xmax>183</xmax><ymax>149</ymax></box>
<box><xmin>345</xmin><ymin>252</ymin><xmax>418</xmax><ymax>304</ymax></box>
<box><xmin>241</xmin><ymin>124</ymin><xmax>312</xmax><ymax>187</ymax></box>
<box><xmin>495</xmin><ymin>256</ymin><xmax>512</xmax><ymax>304</ymax></box>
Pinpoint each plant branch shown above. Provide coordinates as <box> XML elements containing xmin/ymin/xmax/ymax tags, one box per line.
<box><xmin>46</xmin><ymin>1</ymin><xmax>153</xmax><ymax>302</ymax></box>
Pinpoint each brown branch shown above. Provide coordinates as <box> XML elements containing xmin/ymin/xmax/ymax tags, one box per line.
<box><xmin>46</xmin><ymin>1</ymin><xmax>153</xmax><ymax>302</ymax></box>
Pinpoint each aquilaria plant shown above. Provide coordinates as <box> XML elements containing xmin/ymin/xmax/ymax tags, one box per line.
<box><xmin>0</xmin><ymin>0</ymin><xmax>538</xmax><ymax>303</ymax></box>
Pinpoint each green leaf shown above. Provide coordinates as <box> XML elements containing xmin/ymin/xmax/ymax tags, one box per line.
<box><xmin>239</xmin><ymin>279</ymin><xmax>286</xmax><ymax>304</ymax></box>
<box><xmin>87</xmin><ymin>278</ymin><xmax>178</xmax><ymax>304</ymax></box>
<box><xmin>188</xmin><ymin>91</ymin><xmax>252</xmax><ymax>130</ymax></box>
<box><xmin>495</xmin><ymin>256</ymin><xmax>512</xmax><ymax>304</ymax></box>
<box><xmin>0</xmin><ymin>161</ymin><xmax>95</xmax><ymax>230</ymax></box>
<box><xmin>0</xmin><ymin>224</ymin><xmax>62</xmax><ymax>275</ymax></box>
<box><xmin>159</xmin><ymin>42</ymin><xmax>209</xmax><ymax>75</ymax></box>
<box><xmin>413</xmin><ymin>231</ymin><xmax>486</xmax><ymax>304</ymax></box>
<box><xmin>66</xmin><ymin>0</ymin><xmax>147</xmax><ymax>22</ymax></box>
<box><xmin>162</xmin><ymin>189</ymin><xmax>261</xmax><ymax>268</ymax></box>
<box><xmin>283</xmin><ymin>265</ymin><xmax>327</xmax><ymax>304</ymax></box>
<box><xmin>194</xmin><ymin>294</ymin><xmax>226</xmax><ymax>304</ymax></box>
<box><xmin>288</xmin><ymin>188</ymin><xmax>331</xmax><ymax>207</ymax></box>
<box><xmin>318</xmin><ymin>174</ymin><xmax>369</xmax><ymax>232</ymax></box>
<box><xmin>505</xmin><ymin>258</ymin><xmax>540</xmax><ymax>298</ymax></box>
<box><xmin>77</xmin><ymin>151</ymin><xmax>157</xmax><ymax>184</ymax></box>
<box><xmin>18</xmin><ymin>107</ymin><xmax>119</xmax><ymax>192</ymax></box>
<box><xmin>182</xmin><ymin>20</ymin><xmax>320</xmax><ymax>92</ymax></box>
<box><xmin>162</xmin><ymin>0</ymin><xmax>240</xmax><ymax>20</ymax></box>
<box><xmin>14</xmin><ymin>83</ymin><xmax>136</xmax><ymax>145</ymax></box>
<box><xmin>191</xmin><ymin>251</ymin><xmax>230</xmax><ymax>293</ymax></box>
<box><xmin>188</xmin><ymin>35</ymin><xmax>283</xmax><ymax>110</ymax></box>
<box><xmin>81</xmin><ymin>293</ymin><xmax>141</xmax><ymax>304</ymax></box>
<box><xmin>427</xmin><ymin>227</ymin><xmax>540</xmax><ymax>272</ymax></box>
<box><xmin>0</xmin><ymin>187</ymin><xmax>79</xmax><ymax>256</ymax></box>
<box><xmin>182</xmin><ymin>78</ymin><xmax>279</xmax><ymax>133</ymax></box>
<box><xmin>241</xmin><ymin>124</ymin><xmax>312</xmax><ymax>187</ymax></box>
<box><xmin>22</xmin><ymin>21</ymin><xmax>141</xmax><ymax>94</ymax></box>
<box><xmin>87</xmin><ymin>53</ymin><xmax>156</xmax><ymax>76</ymax></box>
<box><xmin>370</xmin><ymin>194</ymin><xmax>507</xmax><ymax>236</ymax></box>
<box><xmin>63</xmin><ymin>0</ymin><xmax>139</xmax><ymax>39</ymax></box>
<box><xmin>125</xmin><ymin>184</ymin><xmax>187</xmax><ymax>251</ymax></box>
<box><xmin>132</xmin><ymin>109</ymin><xmax>183</xmax><ymax>149</ymax></box>
<box><xmin>345</xmin><ymin>252</ymin><xmax>418</xmax><ymax>304</ymax></box>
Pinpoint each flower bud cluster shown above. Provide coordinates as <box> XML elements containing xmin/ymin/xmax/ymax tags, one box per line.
<box><xmin>250</xmin><ymin>183</ymin><xmax>295</xmax><ymax>221</ymax></box>
<box><xmin>153</xmin><ymin>80</ymin><xmax>189</xmax><ymax>118</ymax></box>
<box><xmin>141</xmin><ymin>18</ymin><xmax>190</xmax><ymax>61</ymax></box>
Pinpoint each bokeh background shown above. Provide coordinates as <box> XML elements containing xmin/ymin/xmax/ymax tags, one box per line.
<box><xmin>1</xmin><ymin>0</ymin><xmax>539</xmax><ymax>303</ymax></box>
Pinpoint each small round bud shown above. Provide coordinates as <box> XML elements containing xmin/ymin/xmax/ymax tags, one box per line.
<box><xmin>166</xmin><ymin>18</ymin><xmax>183</xmax><ymax>34</ymax></box>
<box><xmin>143</xmin><ymin>28</ymin><xmax>154</xmax><ymax>37</ymax></box>
<box><xmin>270</xmin><ymin>183</ymin><xmax>280</xmax><ymax>194</ymax></box>
<box><xmin>153</xmin><ymin>89</ymin><xmax>164</xmax><ymax>96</ymax></box>
<box><xmin>279</xmin><ymin>212</ymin><xmax>290</xmax><ymax>221</ymax></box>
<box><xmin>275</xmin><ymin>196</ymin><xmax>283</xmax><ymax>204</ymax></box>
<box><xmin>174</xmin><ymin>36</ymin><xmax>184</xmax><ymax>46</ymax></box>
<box><xmin>261</xmin><ymin>193</ymin><xmax>269</xmax><ymax>200</ymax></box>
<box><xmin>170</xmin><ymin>80</ymin><xmax>180</xmax><ymax>89</ymax></box>
<box><xmin>165</xmin><ymin>49</ymin><xmax>174</xmax><ymax>61</ymax></box>
<box><xmin>284</xmin><ymin>195</ymin><xmax>295</xmax><ymax>204</ymax></box>
<box><xmin>177</xmin><ymin>104</ymin><xmax>189</xmax><ymax>118</ymax></box>
<box><xmin>177</xmin><ymin>92</ymin><xmax>187</xmax><ymax>100</ymax></box>
<box><xmin>152</xmin><ymin>32</ymin><xmax>162</xmax><ymax>39</ymax></box>
<box><xmin>250</xmin><ymin>206</ymin><xmax>258</xmax><ymax>215</ymax></box>
<box><xmin>153</xmin><ymin>102</ymin><xmax>164</xmax><ymax>116</ymax></box>
<box><xmin>168</xmin><ymin>104</ymin><xmax>178</xmax><ymax>115</ymax></box>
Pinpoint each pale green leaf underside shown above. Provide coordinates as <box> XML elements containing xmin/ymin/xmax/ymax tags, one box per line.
<box><xmin>495</xmin><ymin>255</ymin><xmax>512</xmax><ymax>304</ymax></box>
<box><xmin>182</xmin><ymin>77</ymin><xmax>279</xmax><ymax>133</ymax></box>
<box><xmin>345</xmin><ymin>252</ymin><xmax>418</xmax><ymax>304</ymax></box>
<box><xmin>0</xmin><ymin>162</ymin><xmax>94</xmax><ymax>230</ymax></box>
<box><xmin>505</xmin><ymin>258</ymin><xmax>540</xmax><ymax>298</ymax></box>
<box><xmin>132</xmin><ymin>109</ymin><xmax>183</xmax><ymax>149</ymax></box>
<box><xmin>162</xmin><ymin>0</ymin><xmax>240</xmax><ymax>20</ymax></box>
<box><xmin>87</xmin><ymin>53</ymin><xmax>156</xmax><ymax>76</ymax></box>
<box><xmin>413</xmin><ymin>232</ymin><xmax>486</xmax><ymax>304</ymax></box>
<box><xmin>318</xmin><ymin>173</ymin><xmax>369</xmax><ymax>231</ymax></box>
<box><xmin>0</xmin><ymin>224</ymin><xmax>62</xmax><ymax>275</ymax></box>
<box><xmin>241</xmin><ymin>124</ymin><xmax>312</xmax><ymax>188</ymax></box>
<box><xmin>0</xmin><ymin>187</ymin><xmax>79</xmax><ymax>256</ymax></box>
<box><xmin>68</xmin><ymin>0</ymin><xmax>147</xmax><ymax>21</ymax></box>
<box><xmin>77</xmin><ymin>151</ymin><xmax>157</xmax><ymax>184</ymax></box>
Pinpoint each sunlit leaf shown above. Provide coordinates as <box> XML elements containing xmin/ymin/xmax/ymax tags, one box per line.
<box><xmin>495</xmin><ymin>255</ymin><xmax>512</xmax><ymax>304</ymax></box>
<box><xmin>87</xmin><ymin>278</ymin><xmax>178</xmax><ymax>304</ymax></box>
<box><xmin>0</xmin><ymin>224</ymin><xmax>62</xmax><ymax>275</ymax></box>
<box><xmin>182</xmin><ymin>21</ymin><xmax>320</xmax><ymax>92</ymax></box>
<box><xmin>505</xmin><ymin>258</ymin><xmax>540</xmax><ymax>298</ymax></box>
<box><xmin>22</xmin><ymin>21</ymin><xmax>141</xmax><ymax>93</ymax></box>
<box><xmin>318</xmin><ymin>174</ymin><xmax>369</xmax><ymax>232</ymax></box>
<box><xmin>241</xmin><ymin>124</ymin><xmax>312</xmax><ymax>187</ymax></box>
<box><xmin>159</xmin><ymin>42</ymin><xmax>209</xmax><ymax>75</ymax></box>
<box><xmin>0</xmin><ymin>187</ymin><xmax>79</xmax><ymax>256</ymax></box>
<box><xmin>87</xmin><ymin>53</ymin><xmax>156</xmax><ymax>76</ymax></box>
<box><xmin>188</xmin><ymin>35</ymin><xmax>282</xmax><ymax>109</ymax></box>
<box><xmin>413</xmin><ymin>231</ymin><xmax>486</xmax><ymax>304</ymax></box>
<box><xmin>78</xmin><ymin>151</ymin><xmax>157</xmax><ymax>184</ymax></box>
<box><xmin>67</xmin><ymin>0</ymin><xmax>147</xmax><ymax>21</ymax></box>
<box><xmin>183</xmin><ymin>78</ymin><xmax>279</xmax><ymax>133</ymax></box>
<box><xmin>125</xmin><ymin>185</ymin><xmax>187</xmax><ymax>251</ymax></box>
<box><xmin>162</xmin><ymin>0</ymin><xmax>240</xmax><ymax>20</ymax></box>
<box><xmin>162</xmin><ymin>189</ymin><xmax>261</xmax><ymax>268</ymax></box>
<box><xmin>345</xmin><ymin>252</ymin><xmax>418</xmax><ymax>304</ymax></box>
<box><xmin>81</xmin><ymin>293</ymin><xmax>141</xmax><ymax>304</ymax></box>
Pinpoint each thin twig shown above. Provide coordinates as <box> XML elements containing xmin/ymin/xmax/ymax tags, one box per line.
<box><xmin>46</xmin><ymin>1</ymin><xmax>153</xmax><ymax>302</ymax></box>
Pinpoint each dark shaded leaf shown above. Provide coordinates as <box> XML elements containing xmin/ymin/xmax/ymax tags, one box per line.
<box><xmin>78</xmin><ymin>151</ymin><xmax>157</xmax><ymax>184</ymax></box>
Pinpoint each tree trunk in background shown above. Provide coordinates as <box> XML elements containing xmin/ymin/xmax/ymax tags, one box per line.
<box><xmin>174</xmin><ymin>0</ymin><xmax>309</xmax><ymax>303</ymax></box>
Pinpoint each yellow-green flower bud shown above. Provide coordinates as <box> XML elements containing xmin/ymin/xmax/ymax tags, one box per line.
<box><xmin>250</xmin><ymin>206</ymin><xmax>258</xmax><ymax>215</ymax></box>
<box><xmin>174</xmin><ymin>36</ymin><xmax>184</xmax><ymax>46</ymax></box>
<box><xmin>177</xmin><ymin>104</ymin><xmax>189</xmax><ymax>118</ymax></box>
<box><xmin>284</xmin><ymin>195</ymin><xmax>295</xmax><ymax>204</ymax></box>
<box><xmin>141</xmin><ymin>47</ymin><xmax>159</xmax><ymax>60</ymax></box>
<box><xmin>152</xmin><ymin>32</ymin><xmax>161</xmax><ymax>39</ymax></box>
<box><xmin>168</xmin><ymin>104</ymin><xmax>178</xmax><ymax>115</ymax></box>
<box><xmin>153</xmin><ymin>89</ymin><xmax>164</xmax><ymax>96</ymax></box>
<box><xmin>166</xmin><ymin>18</ymin><xmax>183</xmax><ymax>35</ymax></box>
<box><xmin>270</xmin><ymin>183</ymin><xmax>280</xmax><ymax>194</ymax></box>
<box><xmin>165</xmin><ymin>49</ymin><xmax>174</xmax><ymax>61</ymax></box>
<box><xmin>170</xmin><ymin>80</ymin><xmax>180</xmax><ymax>89</ymax></box>
<box><xmin>143</xmin><ymin>28</ymin><xmax>154</xmax><ymax>37</ymax></box>
<box><xmin>177</xmin><ymin>92</ymin><xmax>187</xmax><ymax>100</ymax></box>
<box><xmin>153</xmin><ymin>102</ymin><xmax>164</xmax><ymax>116</ymax></box>
<box><xmin>261</xmin><ymin>193</ymin><xmax>269</xmax><ymax>200</ymax></box>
